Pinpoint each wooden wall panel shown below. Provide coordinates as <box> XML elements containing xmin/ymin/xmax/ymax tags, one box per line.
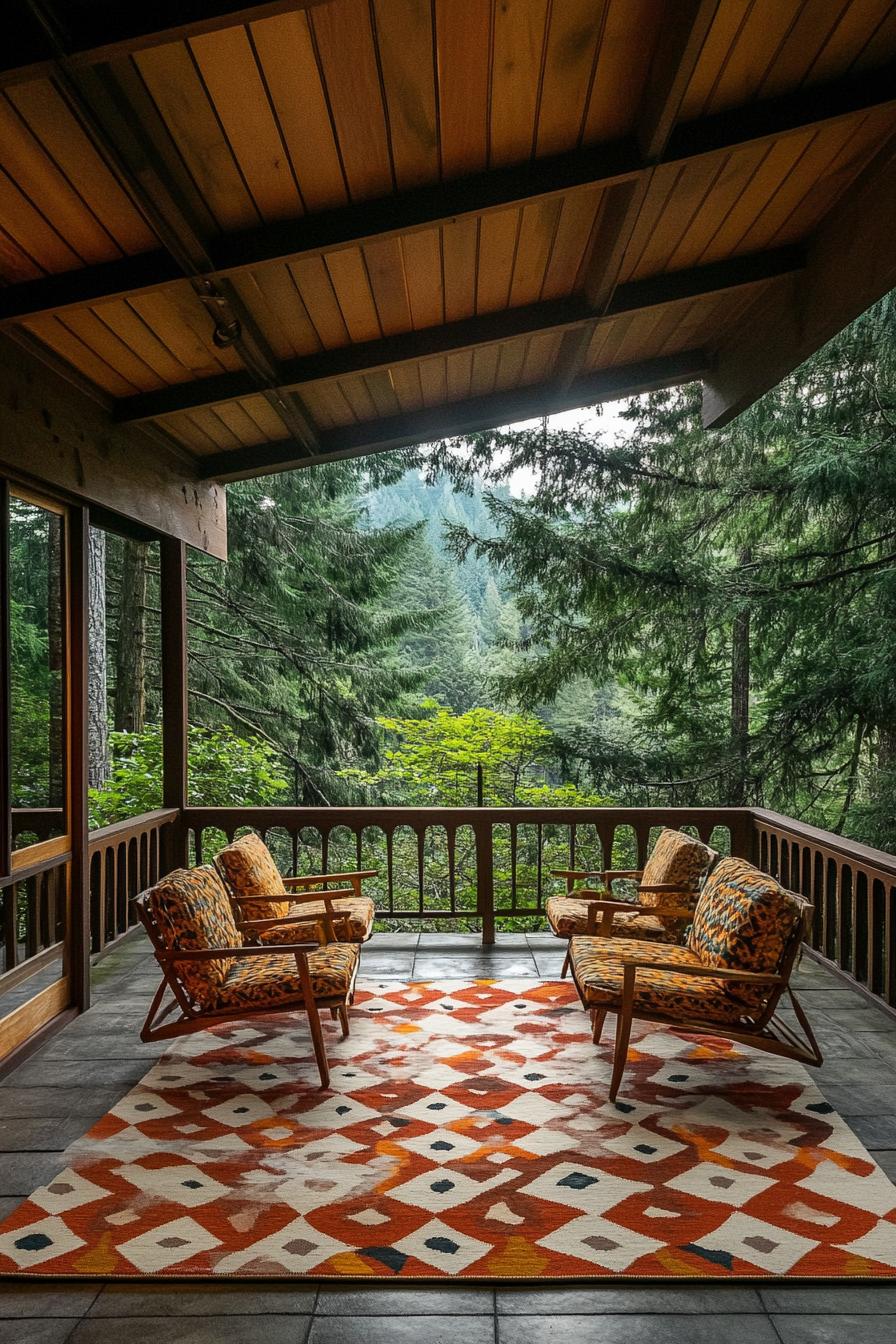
<box><xmin>0</xmin><ymin>334</ymin><xmax>226</xmax><ymax>556</ymax></box>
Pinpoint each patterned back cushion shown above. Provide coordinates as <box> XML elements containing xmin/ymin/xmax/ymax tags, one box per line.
<box><xmin>215</xmin><ymin>831</ymin><xmax>290</xmax><ymax>922</ymax></box>
<box><xmin>639</xmin><ymin>828</ymin><xmax>715</xmax><ymax>927</ymax></box>
<box><xmin>688</xmin><ymin>856</ymin><xmax>803</xmax><ymax>1007</ymax></box>
<box><xmin>147</xmin><ymin>865</ymin><xmax>240</xmax><ymax>1007</ymax></box>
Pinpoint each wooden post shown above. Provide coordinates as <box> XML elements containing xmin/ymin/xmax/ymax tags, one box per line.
<box><xmin>0</xmin><ymin>479</ymin><xmax>10</xmax><ymax>880</ymax></box>
<box><xmin>160</xmin><ymin>537</ymin><xmax>189</xmax><ymax>871</ymax></box>
<box><xmin>475</xmin><ymin>818</ymin><xmax>495</xmax><ymax>947</ymax></box>
<box><xmin>68</xmin><ymin>506</ymin><xmax>91</xmax><ymax>1012</ymax></box>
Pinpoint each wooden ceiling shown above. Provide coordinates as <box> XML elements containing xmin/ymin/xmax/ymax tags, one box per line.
<box><xmin>2</xmin><ymin>0</ymin><xmax>896</xmax><ymax>481</ymax></box>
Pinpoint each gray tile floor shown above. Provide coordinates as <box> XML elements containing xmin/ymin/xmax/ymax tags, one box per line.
<box><xmin>1</xmin><ymin>930</ymin><xmax>895</xmax><ymax>1339</ymax></box>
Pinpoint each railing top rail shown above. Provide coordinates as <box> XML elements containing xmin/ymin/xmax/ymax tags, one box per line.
<box><xmin>88</xmin><ymin>808</ymin><xmax>179</xmax><ymax>850</ymax></box>
<box><xmin>182</xmin><ymin>805</ymin><xmax>750</xmax><ymax>826</ymax></box>
<box><xmin>751</xmin><ymin>807</ymin><xmax>896</xmax><ymax>877</ymax></box>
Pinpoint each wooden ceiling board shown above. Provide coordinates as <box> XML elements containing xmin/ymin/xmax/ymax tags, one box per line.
<box><xmin>388</xmin><ymin>360</ymin><xmax>425</xmax><ymax>414</ymax></box>
<box><xmin>54</xmin><ymin>305</ymin><xmax>167</xmax><ymax>392</ymax></box>
<box><xmin>418</xmin><ymin>354</ymin><xmax>448</xmax><ymax>409</ymax></box>
<box><xmin>476</xmin><ymin>207</ymin><xmax>520</xmax><ymax>314</ymax></box>
<box><xmin>229</xmin><ymin>266</ymin><xmax>323</xmax><ymax>361</ymax></box>
<box><xmin>127</xmin><ymin>285</ymin><xmax>242</xmax><ymax>381</ymax></box>
<box><xmin>188</xmin><ymin>26</ymin><xmax>304</xmax><ymax>224</ymax></box>
<box><xmin>287</xmin><ymin>254</ymin><xmax>350</xmax><ymax>350</ymax></box>
<box><xmin>0</xmin><ymin>222</ymin><xmax>43</xmax><ymax>283</ymax></box>
<box><xmin>442</xmin><ymin>215</ymin><xmax>478</xmax><ymax>324</ymax></box>
<box><xmin>363</xmin><ymin>235</ymin><xmax>414</xmax><ymax>338</ymax></box>
<box><xmin>5</xmin><ymin>79</ymin><xmax>157</xmax><ymax>256</ymax></box>
<box><xmin>336</xmin><ymin>372</ymin><xmax>378</xmax><ymax>423</ymax></box>
<box><xmin>508</xmin><ymin>197</ymin><xmax>563</xmax><ymax>308</ymax></box>
<box><xmin>540</xmin><ymin>186</ymin><xmax>601</xmax><ymax>299</ymax></box>
<box><xmin>535</xmin><ymin>0</ymin><xmax>605</xmax><ymax>158</ymax></box>
<box><xmin>433</xmin><ymin>0</ymin><xmax>491</xmax><ymax>178</ymax></box>
<box><xmin>401</xmin><ymin>226</ymin><xmax>444</xmax><ymax>330</ymax></box>
<box><xmin>0</xmin><ymin>94</ymin><xmax>125</xmax><ymax>268</ymax></box>
<box><xmin>582</xmin><ymin>0</ymin><xmax>663</xmax><ymax>144</ymax></box>
<box><xmin>372</xmin><ymin>0</ymin><xmax>439</xmax><ymax>191</ymax></box>
<box><xmin>489</xmin><ymin>0</ymin><xmax>552</xmax><ymax>168</ymax></box>
<box><xmin>308</xmin><ymin>0</ymin><xmax>394</xmax><ymax>201</ymax></box>
<box><xmin>363</xmin><ymin>368</ymin><xmax>402</xmax><ymax>419</ymax></box>
<box><xmin>249</xmin><ymin>11</ymin><xmax>348</xmax><ymax>213</ymax></box>
<box><xmin>325</xmin><ymin>247</ymin><xmax>382</xmax><ymax>344</ymax></box>
<box><xmin>470</xmin><ymin>341</ymin><xmax>502</xmax><ymax>398</ymax></box>
<box><xmin>134</xmin><ymin>40</ymin><xmax>262</xmax><ymax>233</ymax></box>
<box><xmin>89</xmin><ymin>296</ymin><xmax>198</xmax><ymax>385</ymax></box>
<box><xmin>21</xmin><ymin>312</ymin><xmax>141</xmax><ymax>396</ymax></box>
<box><xmin>0</xmin><ymin>166</ymin><xmax>82</xmax><ymax>277</ymax></box>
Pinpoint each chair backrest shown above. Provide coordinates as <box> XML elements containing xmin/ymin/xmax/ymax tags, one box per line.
<box><xmin>215</xmin><ymin>831</ymin><xmax>290</xmax><ymax>922</ymax></box>
<box><xmin>138</xmin><ymin>865</ymin><xmax>241</xmax><ymax>1009</ymax></box>
<box><xmin>639</xmin><ymin>827</ymin><xmax>718</xmax><ymax>928</ymax></box>
<box><xmin>687</xmin><ymin>856</ymin><xmax>805</xmax><ymax>1010</ymax></box>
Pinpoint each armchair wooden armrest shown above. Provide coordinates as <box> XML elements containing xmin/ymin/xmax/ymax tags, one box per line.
<box><xmin>239</xmin><ymin>909</ymin><xmax>349</xmax><ymax>940</ymax></box>
<box><xmin>623</xmin><ymin>958</ymin><xmax>784</xmax><ymax>984</ymax></box>
<box><xmin>160</xmin><ymin>941</ymin><xmax>320</xmax><ymax>962</ymax></box>
<box><xmin>230</xmin><ymin>887</ymin><xmax>356</xmax><ymax>905</ymax></box>
<box><xmin>581</xmin><ymin>896</ymin><xmax>695</xmax><ymax>935</ymax></box>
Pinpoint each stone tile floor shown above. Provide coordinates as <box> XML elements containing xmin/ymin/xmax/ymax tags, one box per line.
<box><xmin>0</xmin><ymin>930</ymin><xmax>895</xmax><ymax>1340</ymax></box>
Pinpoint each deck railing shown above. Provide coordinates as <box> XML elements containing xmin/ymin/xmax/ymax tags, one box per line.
<box><xmin>80</xmin><ymin>803</ymin><xmax>896</xmax><ymax>1015</ymax></box>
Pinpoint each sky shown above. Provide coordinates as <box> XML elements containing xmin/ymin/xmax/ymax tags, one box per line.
<box><xmin>502</xmin><ymin>398</ymin><xmax>633</xmax><ymax>495</ymax></box>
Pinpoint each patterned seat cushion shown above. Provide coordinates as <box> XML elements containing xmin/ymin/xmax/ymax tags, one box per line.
<box><xmin>209</xmin><ymin>942</ymin><xmax>360</xmax><ymax>1012</ymax></box>
<box><xmin>687</xmin><ymin>857</ymin><xmax>803</xmax><ymax>1009</ymax></box>
<box><xmin>215</xmin><ymin>832</ymin><xmax>290</xmax><ymax>922</ymax></box>
<box><xmin>147</xmin><ymin>866</ymin><xmax>241</xmax><ymax>1008</ymax></box>
<box><xmin>569</xmin><ymin>935</ymin><xmax>745</xmax><ymax>1024</ymax></box>
<box><xmin>545</xmin><ymin>895</ymin><xmax>666</xmax><ymax>942</ymax></box>
<box><xmin>257</xmin><ymin>896</ymin><xmax>375</xmax><ymax>944</ymax></box>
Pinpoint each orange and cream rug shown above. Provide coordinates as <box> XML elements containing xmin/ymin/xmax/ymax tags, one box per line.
<box><xmin>1</xmin><ymin>979</ymin><xmax>895</xmax><ymax>1279</ymax></box>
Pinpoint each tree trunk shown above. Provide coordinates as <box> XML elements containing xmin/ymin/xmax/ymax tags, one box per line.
<box><xmin>729</xmin><ymin>548</ymin><xmax>752</xmax><ymax>806</ymax></box>
<box><xmin>114</xmin><ymin>539</ymin><xmax>148</xmax><ymax>733</ymax></box>
<box><xmin>87</xmin><ymin>527</ymin><xmax>110</xmax><ymax>789</ymax></box>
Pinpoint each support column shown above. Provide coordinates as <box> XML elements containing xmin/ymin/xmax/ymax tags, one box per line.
<box><xmin>160</xmin><ymin>537</ymin><xmax>189</xmax><ymax>870</ymax></box>
<box><xmin>0</xmin><ymin>481</ymin><xmax>9</xmax><ymax>880</ymax></box>
<box><xmin>69</xmin><ymin>506</ymin><xmax>91</xmax><ymax>1012</ymax></box>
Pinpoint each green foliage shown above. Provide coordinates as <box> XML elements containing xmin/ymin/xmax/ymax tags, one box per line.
<box><xmin>88</xmin><ymin>724</ymin><xmax>288</xmax><ymax>829</ymax></box>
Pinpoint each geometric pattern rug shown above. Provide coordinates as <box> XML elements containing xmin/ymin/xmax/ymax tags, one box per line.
<box><xmin>1</xmin><ymin>979</ymin><xmax>895</xmax><ymax>1280</ymax></box>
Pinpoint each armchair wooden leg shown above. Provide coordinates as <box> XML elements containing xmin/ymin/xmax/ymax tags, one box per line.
<box><xmin>305</xmin><ymin>999</ymin><xmax>330</xmax><ymax>1089</ymax></box>
<box><xmin>338</xmin><ymin>1004</ymin><xmax>350</xmax><ymax>1038</ymax></box>
<box><xmin>609</xmin><ymin>1009</ymin><xmax>633</xmax><ymax>1101</ymax></box>
<box><xmin>561</xmin><ymin>946</ymin><xmax>571</xmax><ymax>978</ymax></box>
<box><xmin>591</xmin><ymin>1007</ymin><xmax>607</xmax><ymax>1044</ymax></box>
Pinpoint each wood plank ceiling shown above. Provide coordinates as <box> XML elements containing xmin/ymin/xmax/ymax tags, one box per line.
<box><xmin>2</xmin><ymin>0</ymin><xmax>896</xmax><ymax>479</ymax></box>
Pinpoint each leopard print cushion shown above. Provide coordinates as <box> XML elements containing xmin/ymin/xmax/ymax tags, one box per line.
<box><xmin>546</xmin><ymin>895</ymin><xmax>666</xmax><ymax>942</ymax></box>
<box><xmin>210</xmin><ymin>942</ymin><xmax>360</xmax><ymax>1011</ymax></box>
<box><xmin>688</xmin><ymin>856</ymin><xmax>802</xmax><ymax>1009</ymax></box>
<box><xmin>147</xmin><ymin>865</ymin><xmax>240</xmax><ymax>1008</ymax></box>
<box><xmin>257</xmin><ymin>895</ymin><xmax>375</xmax><ymax>944</ymax></box>
<box><xmin>638</xmin><ymin>828</ymin><xmax>716</xmax><ymax>929</ymax></box>
<box><xmin>215</xmin><ymin>832</ymin><xmax>290</xmax><ymax>922</ymax></box>
<box><xmin>570</xmin><ymin>935</ymin><xmax>745</xmax><ymax>1024</ymax></box>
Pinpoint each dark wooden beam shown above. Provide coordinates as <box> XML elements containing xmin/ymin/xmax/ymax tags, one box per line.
<box><xmin>0</xmin><ymin>333</ymin><xmax>227</xmax><ymax>558</ymax></box>
<box><xmin>1</xmin><ymin>59</ymin><xmax>893</xmax><ymax>329</ymax></box>
<box><xmin>703</xmin><ymin>133</ymin><xmax>896</xmax><ymax>428</ymax></box>
<box><xmin>1</xmin><ymin>2</ymin><xmax>329</xmax><ymax>88</ymax></box>
<box><xmin>115</xmin><ymin>248</ymin><xmax>802</xmax><ymax>425</ymax></box>
<box><xmin>199</xmin><ymin>350</ymin><xmax>710</xmax><ymax>481</ymax></box>
<box><xmin>68</xmin><ymin>503</ymin><xmax>90</xmax><ymax>1012</ymax></box>
<box><xmin>160</xmin><ymin>537</ymin><xmax>189</xmax><ymax>870</ymax></box>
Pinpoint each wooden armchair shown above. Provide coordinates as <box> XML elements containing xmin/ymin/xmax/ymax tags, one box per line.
<box><xmin>568</xmin><ymin>856</ymin><xmax>822</xmax><ymax>1100</ymax></box>
<box><xmin>134</xmin><ymin>864</ymin><xmax>360</xmax><ymax>1089</ymax></box>
<box><xmin>547</xmin><ymin>827</ymin><xmax>717</xmax><ymax>974</ymax></box>
<box><xmin>215</xmin><ymin>831</ymin><xmax>376</xmax><ymax>946</ymax></box>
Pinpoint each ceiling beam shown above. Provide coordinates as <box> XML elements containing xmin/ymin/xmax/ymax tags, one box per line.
<box><xmin>703</xmin><ymin>133</ymin><xmax>896</xmax><ymax>428</ymax></box>
<box><xmin>1</xmin><ymin>2</ymin><xmax>329</xmax><ymax>88</ymax></box>
<box><xmin>198</xmin><ymin>350</ymin><xmax>711</xmax><ymax>481</ymax></box>
<box><xmin>114</xmin><ymin>247</ymin><xmax>802</xmax><ymax>425</ymax></box>
<box><xmin>1</xmin><ymin>58</ymin><xmax>893</xmax><ymax>329</ymax></box>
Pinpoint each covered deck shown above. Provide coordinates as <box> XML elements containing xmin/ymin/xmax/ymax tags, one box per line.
<box><xmin>2</xmin><ymin>0</ymin><xmax>896</xmax><ymax>1326</ymax></box>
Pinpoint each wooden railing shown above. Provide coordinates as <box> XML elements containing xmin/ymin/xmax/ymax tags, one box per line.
<box><xmin>75</xmin><ymin>803</ymin><xmax>896</xmax><ymax>1015</ymax></box>
<box><xmin>752</xmin><ymin>809</ymin><xmax>896</xmax><ymax>1010</ymax></box>
<box><xmin>184</xmin><ymin>805</ymin><xmax>752</xmax><ymax>941</ymax></box>
<box><xmin>87</xmin><ymin>809</ymin><xmax>178</xmax><ymax>956</ymax></box>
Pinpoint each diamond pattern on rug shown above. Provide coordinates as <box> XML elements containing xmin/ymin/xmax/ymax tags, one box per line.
<box><xmin>0</xmin><ymin>979</ymin><xmax>895</xmax><ymax>1279</ymax></box>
